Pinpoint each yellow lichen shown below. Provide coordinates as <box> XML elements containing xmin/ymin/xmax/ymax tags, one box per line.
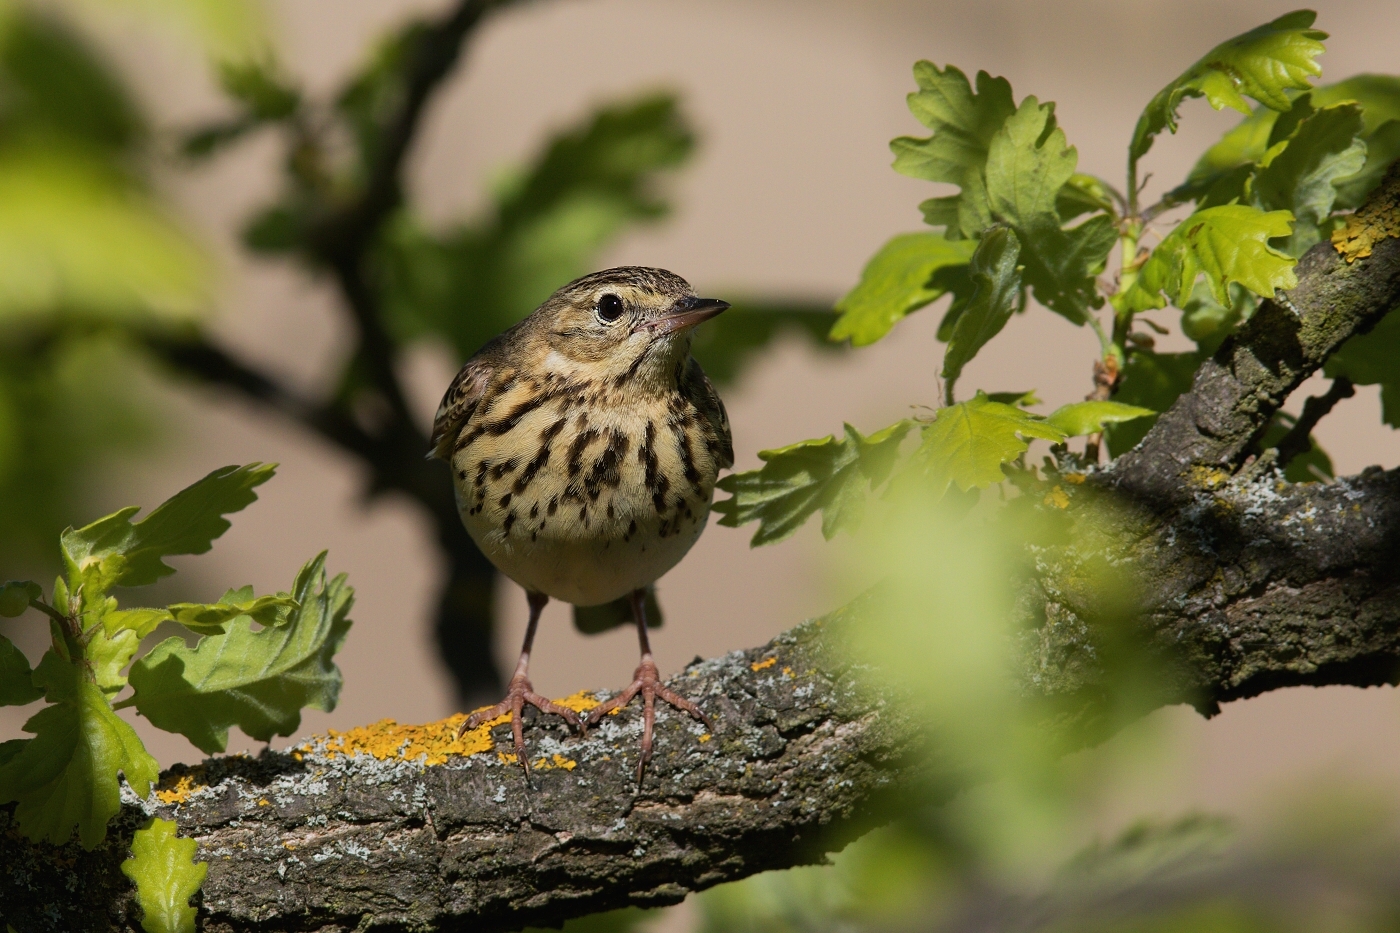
<box><xmin>154</xmin><ymin>773</ymin><xmax>206</xmax><ymax>805</ymax></box>
<box><xmin>1043</xmin><ymin>486</ymin><xmax>1070</xmax><ymax>509</ymax></box>
<box><xmin>698</xmin><ymin>734</ymin><xmax>711</xmax><ymax>743</ymax></box>
<box><xmin>1187</xmin><ymin>465</ymin><xmax>1230</xmax><ymax>490</ymax></box>
<box><xmin>531</xmin><ymin>753</ymin><xmax>578</xmax><ymax>771</ymax></box>
<box><xmin>751</xmin><ymin>657</ymin><xmax>777</xmax><ymax>671</ymax></box>
<box><xmin>782</xmin><ymin>666</ymin><xmax>793</xmax><ymax>677</ymax></box>
<box><xmin>310</xmin><ymin>691</ymin><xmax>605</xmax><ymax>766</ymax></box>
<box><xmin>1332</xmin><ymin>183</ymin><xmax>1400</xmax><ymax>262</ymax></box>
<box><xmin>257</xmin><ymin>799</ymin><xmax>270</xmax><ymax>807</ymax></box>
<box><xmin>1062</xmin><ymin>473</ymin><xmax>1087</xmax><ymax>485</ymax></box>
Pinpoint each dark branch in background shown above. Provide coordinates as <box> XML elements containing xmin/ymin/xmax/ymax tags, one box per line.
<box><xmin>1274</xmin><ymin>375</ymin><xmax>1355</xmax><ymax>470</ymax></box>
<box><xmin>8</xmin><ymin>168</ymin><xmax>1400</xmax><ymax>933</ymax></box>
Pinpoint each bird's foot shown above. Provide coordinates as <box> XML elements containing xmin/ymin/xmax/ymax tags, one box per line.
<box><xmin>584</xmin><ymin>654</ymin><xmax>713</xmax><ymax>786</ymax></box>
<box><xmin>457</xmin><ymin>673</ymin><xmax>581</xmax><ymax>777</ymax></box>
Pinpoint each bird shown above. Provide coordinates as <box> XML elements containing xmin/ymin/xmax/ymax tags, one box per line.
<box><xmin>428</xmin><ymin>266</ymin><xmax>733</xmax><ymax>783</ymax></box>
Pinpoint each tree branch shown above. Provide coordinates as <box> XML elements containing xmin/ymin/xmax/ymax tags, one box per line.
<box><xmin>9</xmin><ymin>452</ymin><xmax>1400</xmax><ymax>931</ymax></box>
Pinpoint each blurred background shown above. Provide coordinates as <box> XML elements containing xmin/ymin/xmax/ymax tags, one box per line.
<box><xmin>4</xmin><ymin>0</ymin><xmax>1400</xmax><ymax>928</ymax></box>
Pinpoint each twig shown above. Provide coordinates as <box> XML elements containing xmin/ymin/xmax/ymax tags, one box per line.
<box><xmin>1275</xmin><ymin>376</ymin><xmax>1355</xmax><ymax>469</ymax></box>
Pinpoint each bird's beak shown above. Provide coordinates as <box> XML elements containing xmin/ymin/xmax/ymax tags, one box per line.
<box><xmin>636</xmin><ymin>296</ymin><xmax>730</xmax><ymax>336</ymax></box>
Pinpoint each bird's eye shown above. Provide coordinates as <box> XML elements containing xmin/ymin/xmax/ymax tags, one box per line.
<box><xmin>597</xmin><ymin>293</ymin><xmax>624</xmax><ymax>322</ymax></box>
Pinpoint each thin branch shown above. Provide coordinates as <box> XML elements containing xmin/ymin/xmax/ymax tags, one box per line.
<box><xmin>139</xmin><ymin>329</ymin><xmax>380</xmax><ymax>462</ymax></box>
<box><xmin>1274</xmin><ymin>376</ymin><xmax>1355</xmax><ymax>469</ymax></box>
<box><xmin>310</xmin><ymin>0</ymin><xmax>530</xmax><ymax>436</ymax></box>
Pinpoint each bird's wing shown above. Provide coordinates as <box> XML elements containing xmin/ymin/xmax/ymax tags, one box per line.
<box><xmin>428</xmin><ymin>354</ymin><xmax>495</xmax><ymax>461</ymax></box>
<box><xmin>686</xmin><ymin>357</ymin><xmax>734</xmax><ymax>470</ymax></box>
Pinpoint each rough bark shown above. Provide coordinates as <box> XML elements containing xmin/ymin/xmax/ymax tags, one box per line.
<box><xmin>6</xmin><ymin>158</ymin><xmax>1400</xmax><ymax>933</ymax></box>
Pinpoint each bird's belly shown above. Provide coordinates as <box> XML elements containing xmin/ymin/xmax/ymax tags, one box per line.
<box><xmin>463</xmin><ymin>500</ymin><xmax>710</xmax><ymax>606</ymax></box>
<box><xmin>450</xmin><ymin>401</ymin><xmax>721</xmax><ymax>606</ymax></box>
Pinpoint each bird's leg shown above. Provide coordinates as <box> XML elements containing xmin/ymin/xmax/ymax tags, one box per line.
<box><xmin>456</xmin><ymin>590</ymin><xmax>580</xmax><ymax>776</ymax></box>
<box><xmin>584</xmin><ymin>588</ymin><xmax>714</xmax><ymax>785</ymax></box>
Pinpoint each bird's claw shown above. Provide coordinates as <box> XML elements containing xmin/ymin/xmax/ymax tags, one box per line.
<box><xmin>583</xmin><ymin>654</ymin><xmax>712</xmax><ymax>787</ymax></box>
<box><xmin>457</xmin><ymin>673</ymin><xmax>581</xmax><ymax>777</ymax></box>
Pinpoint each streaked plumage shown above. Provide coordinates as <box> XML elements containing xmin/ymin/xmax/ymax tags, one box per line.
<box><xmin>429</xmin><ymin>266</ymin><xmax>732</xmax><ymax>782</ymax></box>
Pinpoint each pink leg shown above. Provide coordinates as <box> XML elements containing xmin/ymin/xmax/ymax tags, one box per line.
<box><xmin>584</xmin><ymin>589</ymin><xmax>713</xmax><ymax>785</ymax></box>
<box><xmin>457</xmin><ymin>591</ymin><xmax>579</xmax><ymax>777</ymax></box>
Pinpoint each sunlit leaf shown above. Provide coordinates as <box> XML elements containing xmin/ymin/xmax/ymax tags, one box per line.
<box><xmin>715</xmin><ymin>422</ymin><xmax>914</xmax><ymax>546</ymax></box>
<box><xmin>890</xmin><ymin>62</ymin><xmax>1016</xmax><ymax>237</ymax></box>
<box><xmin>1129</xmin><ymin>11</ymin><xmax>1326</xmax><ymax>174</ymax></box>
<box><xmin>941</xmin><ymin>226</ymin><xmax>1021</xmax><ymax>395</ymax></box>
<box><xmin>0</xmin><ymin>634</ymin><xmax>41</xmax><ymax>706</ymax></box>
<box><xmin>121</xmin><ymin>817</ymin><xmax>208</xmax><ymax>933</ymax></box>
<box><xmin>831</xmin><ymin>234</ymin><xmax>976</xmax><ymax>346</ymax></box>
<box><xmin>1118</xmin><ymin>205</ymin><xmax>1296</xmax><ymax>313</ymax></box>
<box><xmin>983</xmin><ymin>97</ymin><xmax>1114</xmax><ymax>322</ymax></box>
<box><xmin>171</xmin><ymin>594</ymin><xmax>295</xmax><ymax>631</ymax></box>
<box><xmin>916</xmin><ymin>393</ymin><xmax>1065</xmax><ymax>496</ymax></box>
<box><xmin>0</xmin><ymin>650</ymin><xmax>158</xmax><ymax>848</ymax></box>
<box><xmin>1046</xmin><ymin>401</ymin><xmax>1156</xmax><ymax>437</ymax></box>
<box><xmin>126</xmin><ymin>553</ymin><xmax>353</xmax><ymax>754</ymax></box>
<box><xmin>61</xmin><ymin>463</ymin><xmax>275</xmax><ymax>598</ymax></box>
<box><xmin>87</xmin><ymin>626</ymin><xmax>141</xmax><ymax>697</ymax></box>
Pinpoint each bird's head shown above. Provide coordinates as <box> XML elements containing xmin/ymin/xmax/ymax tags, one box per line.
<box><xmin>529</xmin><ymin>267</ymin><xmax>728</xmax><ymax>389</ymax></box>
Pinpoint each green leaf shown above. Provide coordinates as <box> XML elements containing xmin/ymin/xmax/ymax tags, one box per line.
<box><xmin>0</xmin><ymin>635</ymin><xmax>41</xmax><ymax>706</ymax></box>
<box><xmin>940</xmin><ymin>226</ymin><xmax>1022</xmax><ymax>395</ymax></box>
<box><xmin>982</xmin><ymin>98</ymin><xmax>1115</xmax><ymax>322</ymax></box>
<box><xmin>61</xmin><ymin>463</ymin><xmax>275</xmax><ymax>598</ymax></box>
<box><xmin>985</xmin><ymin>390</ymin><xmax>1041</xmax><ymax>407</ymax></box>
<box><xmin>890</xmin><ymin>62</ymin><xmax>1016</xmax><ymax>237</ymax></box>
<box><xmin>0</xmin><ymin>650</ymin><xmax>158</xmax><ymax>848</ymax></box>
<box><xmin>1104</xmin><ymin>351</ymin><xmax>1206</xmax><ymax>456</ymax></box>
<box><xmin>1056</xmin><ymin>173</ymin><xmax>1116</xmax><ymax>222</ymax></box>
<box><xmin>1118</xmin><ymin>205</ymin><xmax>1296</xmax><ymax>313</ymax></box>
<box><xmin>88</xmin><ymin>626</ymin><xmax>141</xmax><ymax>697</ymax></box>
<box><xmin>1325</xmin><ymin>308</ymin><xmax>1400</xmax><ymax>426</ymax></box>
<box><xmin>830</xmin><ymin>234</ymin><xmax>976</xmax><ymax>346</ymax></box>
<box><xmin>1179</xmin><ymin>279</ymin><xmax>1255</xmax><ymax>355</ymax></box>
<box><xmin>126</xmin><ymin>553</ymin><xmax>353</xmax><ymax>754</ymax></box>
<box><xmin>1046</xmin><ymin>401</ymin><xmax>1156</xmax><ymax>437</ymax></box>
<box><xmin>916</xmin><ymin>393</ymin><xmax>1065</xmax><ymax>496</ymax></box>
<box><xmin>715</xmin><ymin>422</ymin><xmax>914</xmax><ymax>547</ymax></box>
<box><xmin>165</xmin><ymin>592</ymin><xmax>298</xmax><ymax>634</ymax></box>
<box><xmin>122</xmin><ymin>818</ymin><xmax>208</xmax><ymax>933</ymax></box>
<box><xmin>1129</xmin><ymin>11</ymin><xmax>1326</xmax><ymax>174</ymax></box>
<box><xmin>1252</xmin><ymin>102</ymin><xmax>1367</xmax><ymax>254</ymax></box>
<box><xmin>1185</xmin><ymin>74</ymin><xmax>1400</xmax><ymax>209</ymax></box>
<box><xmin>0</xmin><ymin>579</ymin><xmax>40</xmax><ymax>617</ymax></box>
<box><xmin>102</xmin><ymin>609</ymin><xmax>175</xmax><ymax>640</ymax></box>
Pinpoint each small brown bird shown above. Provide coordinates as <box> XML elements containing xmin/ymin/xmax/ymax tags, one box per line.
<box><xmin>429</xmin><ymin>266</ymin><xmax>733</xmax><ymax>781</ymax></box>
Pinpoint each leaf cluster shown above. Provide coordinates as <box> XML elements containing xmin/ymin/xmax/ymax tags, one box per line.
<box><xmin>721</xmin><ymin>8</ymin><xmax>1394</xmax><ymax>545</ymax></box>
<box><xmin>0</xmin><ymin>464</ymin><xmax>353</xmax><ymax>861</ymax></box>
